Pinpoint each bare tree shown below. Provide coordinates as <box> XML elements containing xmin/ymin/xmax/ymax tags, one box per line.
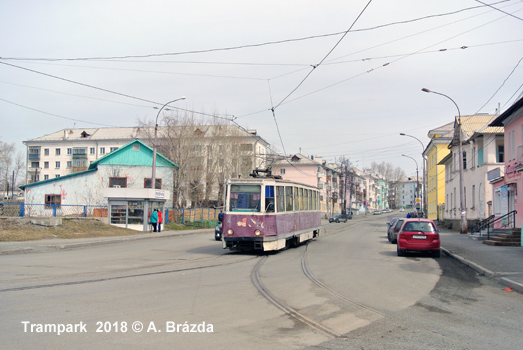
<box><xmin>137</xmin><ymin>111</ymin><xmax>257</xmax><ymax>208</ymax></box>
<box><xmin>369</xmin><ymin>161</ymin><xmax>405</xmax><ymax>182</ymax></box>
<box><xmin>0</xmin><ymin>141</ymin><xmax>25</xmax><ymax>198</ymax></box>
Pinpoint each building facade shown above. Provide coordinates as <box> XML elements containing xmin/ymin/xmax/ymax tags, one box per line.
<box><xmin>489</xmin><ymin>96</ymin><xmax>523</xmax><ymax>228</ymax></box>
<box><xmin>423</xmin><ymin>122</ymin><xmax>453</xmax><ymax>220</ymax></box>
<box><xmin>440</xmin><ymin>115</ymin><xmax>503</xmax><ymax>228</ymax></box>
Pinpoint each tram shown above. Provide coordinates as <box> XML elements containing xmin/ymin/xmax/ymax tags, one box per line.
<box><xmin>221</xmin><ymin>174</ymin><xmax>322</xmax><ymax>251</ymax></box>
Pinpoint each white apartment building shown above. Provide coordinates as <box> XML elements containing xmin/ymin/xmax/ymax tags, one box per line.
<box><xmin>440</xmin><ymin>115</ymin><xmax>503</xmax><ymax>228</ymax></box>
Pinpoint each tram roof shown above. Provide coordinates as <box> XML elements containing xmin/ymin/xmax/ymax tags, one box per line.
<box><xmin>226</xmin><ymin>177</ymin><xmax>319</xmax><ymax>190</ymax></box>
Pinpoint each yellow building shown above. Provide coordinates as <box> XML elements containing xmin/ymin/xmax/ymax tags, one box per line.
<box><xmin>423</xmin><ymin>122</ymin><xmax>453</xmax><ymax>220</ymax></box>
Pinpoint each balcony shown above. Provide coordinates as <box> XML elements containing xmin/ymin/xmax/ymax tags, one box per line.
<box><xmin>28</xmin><ymin>154</ymin><xmax>40</xmax><ymax>160</ymax></box>
<box><xmin>72</xmin><ymin>153</ymin><xmax>87</xmax><ymax>159</ymax></box>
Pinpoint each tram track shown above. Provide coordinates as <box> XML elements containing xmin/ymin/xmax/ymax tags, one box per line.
<box><xmin>251</xmin><ymin>255</ymin><xmax>341</xmax><ymax>338</ymax></box>
<box><xmin>301</xmin><ymin>243</ymin><xmax>386</xmax><ymax>318</ymax></box>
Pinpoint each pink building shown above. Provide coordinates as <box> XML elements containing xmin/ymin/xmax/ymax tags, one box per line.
<box><xmin>489</xmin><ymin>96</ymin><xmax>523</xmax><ymax>228</ymax></box>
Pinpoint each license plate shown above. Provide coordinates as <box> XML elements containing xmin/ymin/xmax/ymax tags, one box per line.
<box><xmin>413</xmin><ymin>235</ymin><xmax>426</xmax><ymax>239</ymax></box>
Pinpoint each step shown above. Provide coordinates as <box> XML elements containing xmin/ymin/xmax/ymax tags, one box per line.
<box><xmin>483</xmin><ymin>240</ymin><xmax>521</xmax><ymax>246</ymax></box>
<box><xmin>490</xmin><ymin>236</ymin><xmax>520</xmax><ymax>243</ymax></box>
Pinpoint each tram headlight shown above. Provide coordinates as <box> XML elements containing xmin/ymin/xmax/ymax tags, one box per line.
<box><xmin>254</xmin><ymin>229</ymin><xmax>261</xmax><ymax>236</ymax></box>
<box><xmin>227</xmin><ymin>229</ymin><xmax>234</xmax><ymax>235</ymax></box>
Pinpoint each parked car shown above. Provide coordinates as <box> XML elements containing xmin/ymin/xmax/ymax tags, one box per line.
<box><xmin>389</xmin><ymin>218</ymin><xmax>405</xmax><ymax>244</ymax></box>
<box><xmin>386</xmin><ymin>217</ymin><xmax>400</xmax><ymax>242</ymax></box>
<box><xmin>215</xmin><ymin>223</ymin><xmax>222</xmax><ymax>241</ymax></box>
<box><xmin>373</xmin><ymin>210</ymin><xmax>382</xmax><ymax>215</ymax></box>
<box><xmin>329</xmin><ymin>214</ymin><xmax>350</xmax><ymax>223</ymax></box>
<box><xmin>396</xmin><ymin>219</ymin><xmax>440</xmax><ymax>258</ymax></box>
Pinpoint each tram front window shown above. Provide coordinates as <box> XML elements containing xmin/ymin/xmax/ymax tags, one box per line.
<box><xmin>229</xmin><ymin>185</ymin><xmax>261</xmax><ymax>212</ymax></box>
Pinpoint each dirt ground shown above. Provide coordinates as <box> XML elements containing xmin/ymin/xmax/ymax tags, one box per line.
<box><xmin>0</xmin><ymin>217</ymin><xmax>207</xmax><ymax>242</ymax></box>
<box><xmin>0</xmin><ymin>217</ymin><xmax>146</xmax><ymax>242</ymax></box>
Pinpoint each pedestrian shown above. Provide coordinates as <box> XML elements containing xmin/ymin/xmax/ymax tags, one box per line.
<box><xmin>218</xmin><ymin>210</ymin><xmax>223</xmax><ymax>222</ymax></box>
<box><xmin>158</xmin><ymin>209</ymin><xmax>162</xmax><ymax>232</ymax></box>
<box><xmin>150</xmin><ymin>209</ymin><xmax>159</xmax><ymax>232</ymax></box>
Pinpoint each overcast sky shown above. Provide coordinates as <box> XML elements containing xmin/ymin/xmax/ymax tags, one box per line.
<box><xmin>1</xmin><ymin>0</ymin><xmax>522</xmax><ymax>176</ymax></box>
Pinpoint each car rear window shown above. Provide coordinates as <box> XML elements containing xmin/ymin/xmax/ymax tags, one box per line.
<box><xmin>402</xmin><ymin>222</ymin><xmax>436</xmax><ymax>233</ymax></box>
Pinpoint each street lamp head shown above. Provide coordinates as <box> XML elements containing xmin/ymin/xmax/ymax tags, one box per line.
<box><xmin>400</xmin><ymin>133</ymin><xmax>406</xmax><ymax>136</ymax></box>
<box><xmin>421</xmin><ymin>88</ymin><xmax>431</xmax><ymax>93</ymax></box>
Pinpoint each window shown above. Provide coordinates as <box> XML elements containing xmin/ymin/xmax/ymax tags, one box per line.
<box><xmin>463</xmin><ymin>151</ymin><xmax>467</xmax><ymax>170</ymax></box>
<box><xmin>240</xmin><ymin>144</ymin><xmax>253</xmax><ymax>152</ymax></box>
<box><xmin>471</xmin><ymin>147</ymin><xmax>475</xmax><ymax>168</ymax></box>
<box><xmin>512</xmin><ymin>130</ymin><xmax>516</xmax><ymax>160</ymax></box>
<box><xmin>277</xmin><ymin>186</ymin><xmax>285</xmax><ymax>212</ymax></box>
<box><xmin>45</xmin><ymin>194</ymin><xmax>61</xmax><ymax>209</ymax></box>
<box><xmin>280</xmin><ymin>169</ymin><xmax>286</xmax><ymax>175</ymax></box>
<box><xmin>110</xmin><ymin>147</ymin><xmax>119</xmax><ymax>152</ymax></box>
<box><xmin>67</xmin><ymin>161</ymin><xmax>72</xmax><ymax>168</ymax></box>
<box><xmin>31</xmin><ymin>161</ymin><xmax>39</xmax><ymax>168</ymax></box>
<box><xmin>144</xmin><ymin>178</ymin><xmax>162</xmax><ymax>189</ymax></box>
<box><xmin>132</xmin><ymin>144</ymin><xmax>140</xmax><ymax>151</ymax></box>
<box><xmin>44</xmin><ymin>175</ymin><xmax>49</xmax><ymax>180</ymax></box>
<box><xmin>265</xmin><ymin>186</ymin><xmax>275</xmax><ymax>212</ymax></box>
<box><xmin>55</xmin><ymin>161</ymin><xmax>60</xmax><ymax>169</ymax></box>
<box><xmin>44</xmin><ymin>148</ymin><xmax>49</xmax><ymax>156</ymax></box>
<box><xmin>55</xmin><ymin>148</ymin><xmax>61</xmax><ymax>156</ymax></box>
<box><xmin>229</xmin><ymin>184</ymin><xmax>261</xmax><ymax>212</ymax></box>
<box><xmin>90</xmin><ymin>147</ymin><xmax>95</xmax><ymax>155</ymax></box>
<box><xmin>100</xmin><ymin>147</ymin><xmax>105</xmax><ymax>155</ymax></box>
<box><xmin>67</xmin><ymin>148</ymin><xmax>72</xmax><ymax>155</ymax></box>
<box><xmin>109</xmin><ymin>177</ymin><xmax>127</xmax><ymax>188</ymax></box>
<box><xmin>497</xmin><ymin>145</ymin><xmax>504</xmax><ymax>163</ymax></box>
<box><xmin>44</xmin><ymin>161</ymin><xmax>49</xmax><ymax>169</ymax></box>
<box><xmin>286</xmin><ymin>186</ymin><xmax>294</xmax><ymax>211</ymax></box>
<box><xmin>55</xmin><ymin>174</ymin><xmax>60</xmax><ymax>178</ymax></box>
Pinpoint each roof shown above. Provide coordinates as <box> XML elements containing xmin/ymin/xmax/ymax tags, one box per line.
<box><xmin>24</xmin><ymin>125</ymin><xmax>270</xmax><ymax>146</ymax></box>
<box><xmin>450</xmin><ymin>114</ymin><xmax>503</xmax><ymax>146</ymax></box>
<box><xmin>490</xmin><ymin>95</ymin><xmax>523</xmax><ymax>127</ymax></box>
<box><xmin>89</xmin><ymin>139</ymin><xmax>178</xmax><ymax>169</ymax></box>
<box><xmin>21</xmin><ymin>140</ymin><xmax>177</xmax><ymax>190</ymax></box>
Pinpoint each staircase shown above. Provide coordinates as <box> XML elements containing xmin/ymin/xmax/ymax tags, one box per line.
<box><xmin>483</xmin><ymin>228</ymin><xmax>521</xmax><ymax>246</ymax></box>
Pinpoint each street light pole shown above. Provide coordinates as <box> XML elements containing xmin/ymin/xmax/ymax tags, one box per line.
<box><xmin>402</xmin><ymin>154</ymin><xmax>419</xmax><ymax>215</ymax></box>
<box><xmin>400</xmin><ymin>133</ymin><xmax>426</xmax><ymax>217</ymax></box>
<box><xmin>151</xmin><ymin>97</ymin><xmax>186</xmax><ymax>189</ymax></box>
<box><xmin>422</xmin><ymin>88</ymin><xmax>467</xmax><ymax>233</ymax></box>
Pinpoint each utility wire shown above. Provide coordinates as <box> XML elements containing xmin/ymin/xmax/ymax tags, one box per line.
<box><xmin>476</xmin><ymin>56</ymin><xmax>523</xmax><ymax>113</ymax></box>
<box><xmin>0</xmin><ymin>1</ymin><xmax>509</xmax><ymax>63</ymax></box>
<box><xmin>272</xmin><ymin>0</ymin><xmax>374</xmax><ymax>110</ymax></box>
<box><xmin>474</xmin><ymin>0</ymin><xmax>523</xmax><ymax>21</ymax></box>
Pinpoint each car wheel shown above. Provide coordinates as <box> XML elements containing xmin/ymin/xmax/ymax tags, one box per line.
<box><xmin>397</xmin><ymin>246</ymin><xmax>405</xmax><ymax>256</ymax></box>
<box><xmin>432</xmin><ymin>250</ymin><xmax>440</xmax><ymax>258</ymax></box>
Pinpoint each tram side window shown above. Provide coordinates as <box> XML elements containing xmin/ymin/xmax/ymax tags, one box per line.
<box><xmin>277</xmin><ymin>186</ymin><xmax>285</xmax><ymax>212</ymax></box>
<box><xmin>229</xmin><ymin>185</ymin><xmax>261</xmax><ymax>212</ymax></box>
<box><xmin>312</xmin><ymin>191</ymin><xmax>317</xmax><ymax>210</ymax></box>
<box><xmin>286</xmin><ymin>187</ymin><xmax>294</xmax><ymax>211</ymax></box>
<box><xmin>304</xmin><ymin>189</ymin><xmax>309</xmax><ymax>210</ymax></box>
<box><xmin>265</xmin><ymin>186</ymin><xmax>275</xmax><ymax>212</ymax></box>
<box><xmin>298</xmin><ymin>188</ymin><xmax>304</xmax><ymax>211</ymax></box>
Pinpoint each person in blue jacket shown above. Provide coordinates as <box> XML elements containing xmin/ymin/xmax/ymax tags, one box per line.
<box><xmin>150</xmin><ymin>209</ymin><xmax>159</xmax><ymax>232</ymax></box>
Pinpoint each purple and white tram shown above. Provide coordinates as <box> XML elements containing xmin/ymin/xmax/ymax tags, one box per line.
<box><xmin>222</xmin><ymin>177</ymin><xmax>322</xmax><ymax>251</ymax></box>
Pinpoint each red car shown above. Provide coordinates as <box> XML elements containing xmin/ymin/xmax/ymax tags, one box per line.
<box><xmin>397</xmin><ymin>219</ymin><xmax>440</xmax><ymax>258</ymax></box>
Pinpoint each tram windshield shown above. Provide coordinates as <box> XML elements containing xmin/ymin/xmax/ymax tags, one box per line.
<box><xmin>229</xmin><ymin>184</ymin><xmax>261</xmax><ymax>212</ymax></box>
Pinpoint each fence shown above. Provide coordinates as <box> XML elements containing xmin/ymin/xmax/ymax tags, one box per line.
<box><xmin>0</xmin><ymin>203</ymin><xmax>108</xmax><ymax>218</ymax></box>
<box><xmin>166</xmin><ymin>207</ymin><xmax>220</xmax><ymax>225</ymax></box>
<box><xmin>1</xmin><ymin>203</ymin><xmax>220</xmax><ymax>226</ymax></box>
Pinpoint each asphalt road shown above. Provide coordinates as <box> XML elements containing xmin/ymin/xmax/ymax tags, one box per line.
<box><xmin>1</xmin><ymin>214</ymin><xmax>522</xmax><ymax>349</ymax></box>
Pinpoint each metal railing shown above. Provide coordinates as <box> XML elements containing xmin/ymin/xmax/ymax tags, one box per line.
<box><xmin>471</xmin><ymin>215</ymin><xmax>495</xmax><ymax>233</ymax></box>
<box><xmin>484</xmin><ymin>210</ymin><xmax>517</xmax><ymax>240</ymax></box>
<box><xmin>0</xmin><ymin>202</ymin><xmax>108</xmax><ymax>218</ymax></box>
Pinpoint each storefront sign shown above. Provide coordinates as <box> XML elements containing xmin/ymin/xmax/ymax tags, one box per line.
<box><xmin>487</xmin><ymin>167</ymin><xmax>501</xmax><ymax>181</ymax></box>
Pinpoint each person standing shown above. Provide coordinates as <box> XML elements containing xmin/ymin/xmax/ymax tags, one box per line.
<box><xmin>150</xmin><ymin>209</ymin><xmax>159</xmax><ymax>232</ymax></box>
<box><xmin>158</xmin><ymin>209</ymin><xmax>162</xmax><ymax>232</ymax></box>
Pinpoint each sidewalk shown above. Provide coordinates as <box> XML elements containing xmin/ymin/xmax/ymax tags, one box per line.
<box><xmin>439</xmin><ymin>228</ymin><xmax>523</xmax><ymax>294</ymax></box>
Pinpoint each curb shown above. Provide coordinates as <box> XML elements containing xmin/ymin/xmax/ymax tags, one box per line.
<box><xmin>441</xmin><ymin>247</ymin><xmax>523</xmax><ymax>294</ymax></box>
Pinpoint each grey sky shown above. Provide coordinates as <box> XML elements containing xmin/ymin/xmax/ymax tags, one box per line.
<box><xmin>1</xmin><ymin>0</ymin><xmax>522</xmax><ymax>175</ymax></box>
